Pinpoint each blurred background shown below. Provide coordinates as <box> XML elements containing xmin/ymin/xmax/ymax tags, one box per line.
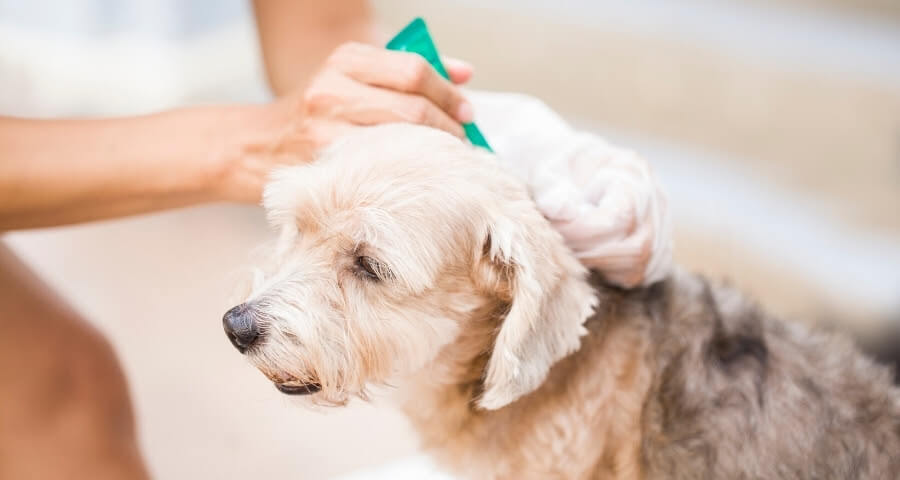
<box><xmin>1</xmin><ymin>0</ymin><xmax>898</xmax><ymax>478</ymax></box>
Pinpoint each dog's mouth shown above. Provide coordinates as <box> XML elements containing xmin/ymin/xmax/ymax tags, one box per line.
<box><xmin>274</xmin><ymin>381</ymin><xmax>322</xmax><ymax>395</ymax></box>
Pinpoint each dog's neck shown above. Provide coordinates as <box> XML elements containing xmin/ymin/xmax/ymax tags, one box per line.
<box><xmin>392</xmin><ymin>297</ymin><xmax>503</xmax><ymax>447</ymax></box>
<box><xmin>391</xmin><ymin>284</ymin><xmax>655</xmax><ymax>479</ymax></box>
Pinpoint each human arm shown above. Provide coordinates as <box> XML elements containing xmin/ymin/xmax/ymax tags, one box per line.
<box><xmin>253</xmin><ymin>0</ymin><xmax>379</xmax><ymax>97</ymax></box>
<box><xmin>252</xmin><ymin>0</ymin><xmax>473</xmax><ymax>96</ymax></box>
<box><xmin>1</xmin><ymin>38</ymin><xmax>477</xmax><ymax>231</ymax></box>
<box><xmin>2</xmin><ymin>1</ymin><xmax>474</xmax><ymax>231</ymax></box>
<box><xmin>0</xmin><ymin>106</ymin><xmax>279</xmax><ymax>229</ymax></box>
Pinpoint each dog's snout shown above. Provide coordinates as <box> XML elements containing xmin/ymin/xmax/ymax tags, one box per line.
<box><xmin>223</xmin><ymin>304</ymin><xmax>261</xmax><ymax>353</ymax></box>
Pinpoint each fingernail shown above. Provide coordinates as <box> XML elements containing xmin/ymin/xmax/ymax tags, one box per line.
<box><xmin>444</xmin><ymin>57</ymin><xmax>472</xmax><ymax>71</ymax></box>
<box><xmin>456</xmin><ymin>102</ymin><xmax>474</xmax><ymax>123</ymax></box>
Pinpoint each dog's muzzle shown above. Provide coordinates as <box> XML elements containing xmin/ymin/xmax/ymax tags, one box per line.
<box><xmin>222</xmin><ymin>304</ymin><xmax>322</xmax><ymax>396</ymax></box>
<box><xmin>222</xmin><ymin>303</ymin><xmax>261</xmax><ymax>353</ymax></box>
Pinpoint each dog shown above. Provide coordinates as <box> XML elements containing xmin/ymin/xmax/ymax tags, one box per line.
<box><xmin>223</xmin><ymin>124</ymin><xmax>900</xmax><ymax>479</ymax></box>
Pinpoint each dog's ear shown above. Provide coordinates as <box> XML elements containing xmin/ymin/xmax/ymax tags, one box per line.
<box><xmin>475</xmin><ymin>204</ymin><xmax>597</xmax><ymax>410</ymax></box>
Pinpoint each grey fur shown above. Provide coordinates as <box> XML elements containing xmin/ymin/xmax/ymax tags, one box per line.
<box><xmin>622</xmin><ymin>270</ymin><xmax>900</xmax><ymax>479</ymax></box>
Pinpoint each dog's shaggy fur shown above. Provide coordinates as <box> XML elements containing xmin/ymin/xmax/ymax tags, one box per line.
<box><xmin>231</xmin><ymin>124</ymin><xmax>900</xmax><ymax>479</ymax></box>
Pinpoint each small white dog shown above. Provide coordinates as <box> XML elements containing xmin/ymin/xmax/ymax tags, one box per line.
<box><xmin>228</xmin><ymin>123</ymin><xmax>594</xmax><ymax>409</ymax></box>
<box><xmin>224</xmin><ymin>123</ymin><xmax>900</xmax><ymax>479</ymax></box>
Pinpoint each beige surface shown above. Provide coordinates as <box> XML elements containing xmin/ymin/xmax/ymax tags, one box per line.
<box><xmin>754</xmin><ymin>0</ymin><xmax>900</xmax><ymax>20</ymax></box>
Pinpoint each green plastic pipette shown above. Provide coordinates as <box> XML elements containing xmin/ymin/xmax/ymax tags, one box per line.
<box><xmin>386</xmin><ymin>17</ymin><xmax>493</xmax><ymax>151</ymax></box>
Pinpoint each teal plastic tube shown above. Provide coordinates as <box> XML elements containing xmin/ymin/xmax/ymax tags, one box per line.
<box><xmin>386</xmin><ymin>18</ymin><xmax>493</xmax><ymax>152</ymax></box>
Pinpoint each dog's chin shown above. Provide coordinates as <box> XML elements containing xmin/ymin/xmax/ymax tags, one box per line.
<box><xmin>274</xmin><ymin>381</ymin><xmax>322</xmax><ymax>395</ymax></box>
<box><xmin>258</xmin><ymin>368</ymin><xmax>323</xmax><ymax>396</ymax></box>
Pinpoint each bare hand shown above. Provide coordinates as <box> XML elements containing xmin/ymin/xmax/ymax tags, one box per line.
<box><xmin>292</xmin><ymin>42</ymin><xmax>474</xmax><ymax>142</ymax></box>
<box><xmin>221</xmin><ymin>42</ymin><xmax>474</xmax><ymax>203</ymax></box>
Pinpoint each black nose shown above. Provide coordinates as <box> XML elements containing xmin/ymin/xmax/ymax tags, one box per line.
<box><xmin>222</xmin><ymin>304</ymin><xmax>260</xmax><ymax>353</ymax></box>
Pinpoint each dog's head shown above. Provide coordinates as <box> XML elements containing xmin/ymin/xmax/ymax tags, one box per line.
<box><xmin>224</xmin><ymin>124</ymin><xmax>596</xmax><ymax>409</ymax></box>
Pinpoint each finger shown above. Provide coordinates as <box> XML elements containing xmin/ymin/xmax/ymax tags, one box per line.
<box><xmin>579</xmin><ymin>252</ymin><xmax>646</xmax><ymax>288</ymax></box>
<box><xmin>576</xmin><ymin>227</ymin><xmax>653</xmax><ymax>272</ymax></box>
<box><xmin>328</xmin><ymin>42</ymin><xmax>473</xmax><ymax>123</ymax></box>
<box><xmin>579</xmin><ymin>248</ymin><xmax>646</xmax><ymax>288</ymax></box>
<box><xmin>336</xmin><ymin>80</ymin><xmax>466</xmax><ymax>138</ymax></box>
<box><xmin>554</xmin><ymin>207</ymin><xmax>635</xmax><ymax>248</ymax></box>
<box><xmin>442</xmin><ymin>57</ymin><xmax>473</xmax><ymax>84</ymax></box>
<box><xmin>533</xmin><ymin>181</ymin><xmax>581</xmax><ymax>222</ymax></box>
<box><xmin>605</xmin><ymin>270</ymin><xmax>645</xmax><ymax>289</ymax></box>
<box><xmin>553</xmin><ymin>186</ymin><xmax>638</xmax><ymax>247</ymax></box>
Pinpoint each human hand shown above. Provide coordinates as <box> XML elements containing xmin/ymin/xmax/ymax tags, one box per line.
<box><xmin>290</xmin><ymin>42</ymin><xmax>474</xmax><ymax>140</ymax></box>
<box><xmin>467</xmin><ymin>91</ymin><xmax>672</xmax><ymax>288</ymax></box>
<box><xmin>221</xmin><ymin>42</ymin><xmax>473</xmax><ymax>203</ymax></box>
<box><xmin>530</xmin><ymin>134</ymin><xmax>672</xmax><ymax>288</ymax></box>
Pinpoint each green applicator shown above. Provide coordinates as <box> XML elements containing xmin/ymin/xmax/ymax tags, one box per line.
<box><xmin>386</xmin><ymin>18</ymin><xmax>493</xmax><ymax>152</ymax></box>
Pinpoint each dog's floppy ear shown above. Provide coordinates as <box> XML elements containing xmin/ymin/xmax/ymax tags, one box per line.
<box><xmin>476</xmin><ymin>204</ymin><xmax>597</xmax><ymax>410</ymax></box>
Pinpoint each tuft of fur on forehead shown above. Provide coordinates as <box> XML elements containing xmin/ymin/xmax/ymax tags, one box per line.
<box><xmin>265</xmin><ymin>126</ymin><xmax>509</xmax><ymax>293</ymax></box>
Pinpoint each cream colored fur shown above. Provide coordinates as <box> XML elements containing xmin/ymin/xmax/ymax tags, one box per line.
<box><xmin>248</xmin><ymin>124</ymin><xmax>595</xmax><ymax>412</ymax></box>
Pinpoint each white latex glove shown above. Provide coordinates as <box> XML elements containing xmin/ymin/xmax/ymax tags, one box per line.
<box><xmin>468</xmin><ymin>91</ymin><xmax>672</xmax><ymax>287</ymax></box>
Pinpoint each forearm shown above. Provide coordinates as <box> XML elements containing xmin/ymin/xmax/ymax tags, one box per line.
<box><xmin>253</xmin><ymin>0</ymin><xmax>380</xmax><ymax>97</ymax></box>
<box><xmin>0</xmin><ymin>105</ymin><xmax>282</xmax><ymax>230</ymax></box>
<box><xmin>0</xmin><ymin>20</ymin><xmax>475</xmax><ymax>232</ymax></box>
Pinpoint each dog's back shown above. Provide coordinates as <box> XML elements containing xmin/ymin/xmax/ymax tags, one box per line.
<box><xmin>628</xmin><ymin>271</ymin><xmax>900</xmax><ymax>479</ymax></box>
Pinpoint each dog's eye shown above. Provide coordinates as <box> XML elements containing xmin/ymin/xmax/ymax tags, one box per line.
<box><xmin>355</xmin><ymin>256</ymin><xmax>382</xmax><ymax>281</ymax></box>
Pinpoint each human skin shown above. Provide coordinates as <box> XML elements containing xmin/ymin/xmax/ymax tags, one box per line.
<box><xmin>0</xmin><ymin>244</ymin><xmax>150</xmax><ymax>480</ymax></box>
<box><xmin>0</xmin><ymin>2</ymin><xmax>472</xmax><ymax>230</ymax></box>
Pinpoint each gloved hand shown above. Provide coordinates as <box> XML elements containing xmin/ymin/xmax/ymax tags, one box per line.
<box><xmin>469</xmin><ymin>91</ymin><xmax>672</xmax><ymax>287</ymax></box>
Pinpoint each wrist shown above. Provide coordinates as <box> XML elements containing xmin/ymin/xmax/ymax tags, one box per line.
<box><xmin>206</xmin><ymin>101</ymin><xmax>314</xmax><ymax>204</ymax></box>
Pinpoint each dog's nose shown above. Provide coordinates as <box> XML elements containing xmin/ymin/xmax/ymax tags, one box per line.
<box><xmin>222</xmin><ymin>304</ymin><xmax>260</xmax><ymax>353</ymax></box>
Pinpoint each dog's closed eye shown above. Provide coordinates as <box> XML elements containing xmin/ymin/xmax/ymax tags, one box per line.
<box><xmin>355</xmin><ymin>256</ymin><xmax>391</xmax><ymax>281</ymax></box>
